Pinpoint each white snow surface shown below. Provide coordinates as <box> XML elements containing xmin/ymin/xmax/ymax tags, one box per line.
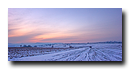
<box><xmin>8</xmin><ymin>43</ymin><xmax>122</xmax><ymax>61</ymax></box>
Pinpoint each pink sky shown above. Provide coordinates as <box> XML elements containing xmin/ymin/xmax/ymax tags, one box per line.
<box><xmin>8</xmin><ymin>8</ymin><xmax>122</xmax><ymax>43</ymax></box>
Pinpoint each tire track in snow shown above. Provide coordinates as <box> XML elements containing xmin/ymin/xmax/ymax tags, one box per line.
<box><xmin>61</xmin><ymin>48</ymin><xmax>90</xmax><ymax>61</ymax></box>
<box><xmin>48</xmin><ymin>48</ymin><xmax>91</xmax><ymax>61</ymax></box>
<box><xmin>74</xmin><ymin>48</ymin><xmax>90</xmax><ymax>61</ymax></box>
<box><xmin>10</xmin><ymin>45</ymin><xmax>122</xmax><ymax>61</ymax></box>
<box><xmin>93</xmin><ymin>48</ymin><xmax>122</xmax><ymax>61</ymax></box>
<box><xmin>47</xmin><ymin>47</ymin><xmax>121</xmax><ymax>61</ymax></box>
<box><xmin>48</xmin><ymin>48</ymin><xmax>89</xmax><ymax>61</ymax></box>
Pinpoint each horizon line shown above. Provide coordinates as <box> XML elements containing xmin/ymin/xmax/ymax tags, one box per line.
<box><xmin>8</xmin><ymin>41</ymin><xmax>122</xmax><ymax>44</ymax></box>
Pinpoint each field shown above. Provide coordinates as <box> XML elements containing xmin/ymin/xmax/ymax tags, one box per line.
<box><xmin>8</xmin><ymin>47</ymin><xmax>73</xmax><ymax>59</ymax></box>
<box><xmin>8</xmin><ymin>43</ymin><xmax>122</xmax><ymax>61</ymax></box>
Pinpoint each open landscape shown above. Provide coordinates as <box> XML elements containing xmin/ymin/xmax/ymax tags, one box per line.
<box><xmin>8</xmin><ymin>8</ymin><xmax>122</xmax><ymax>61</ymax></box>
<box><xmin>8</xmin><ymin>42</ymin><xmax>122</xmax><ymax>61</ymax></box>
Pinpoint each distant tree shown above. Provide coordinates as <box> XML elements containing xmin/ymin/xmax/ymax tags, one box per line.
<box><xmin>20</xmin><ymin>45</ymin><xmax>22</xmax><ymax>47</ymax></box>
<box><xmin>34</xmin><ymin>45</ymin><xmax>37</xmax><ymax>47</ymax></box>
<box><xmin>23</xmin><ymin>45</ymin><xmax>27</xmax><ymax>47</ymax></box>
<box><xmin>23</xmin><ymin>45</ymin><xmax>32</xmax><ymax>47</ymax></box>
<box><xmin>69</xmin><ymin>46</ymin><xmax>73</xmax><ymax>48</ymax></box>
<box><xmin>64</xmin><ymin>45</ymin><xmax>66</xmax><ymax>47</ymax></box>
<box><xmin>28</xmin><ymin>45</ymin><xmax>32</xmax><ymax>47</ymax></box>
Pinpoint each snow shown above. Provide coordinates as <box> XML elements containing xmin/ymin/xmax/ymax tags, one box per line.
<box><xmin>8</xmin><ymin>43</ymin><xmax>122</xmax><ymax>61</ymax></box>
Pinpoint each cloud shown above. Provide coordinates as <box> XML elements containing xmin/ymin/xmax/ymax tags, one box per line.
<box><xmin>8</xmin><ymin>32</ymin><xmax>43</xmax><ymax>43</ymax></box>
<box><xmin>40</xmin><ymin>37</ymin><xmax>78</xmax><ymax>43</ymax></box>
<box><xmin>8</xmin><ymin>8</ymin><xmax>122</xmax><ymax>43</ymax></box>
<box><xmin>8</xmin><ymin>28</ymin><xmax>19</xmax><ymax>32</ymax></box>
<box><xmin>41</xmin><ymin>37</ymin><xmax>76</xmax><ymax>41</ymax></box>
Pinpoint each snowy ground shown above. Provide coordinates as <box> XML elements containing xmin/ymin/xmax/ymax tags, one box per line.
<box><xmin>8</xmin><ymin>43</ymin><xmax>122</xmax><ymax>61</ymax></box>
<box><xmin>8</xmin><ymin>47</ymin><xmax>73</xmax><ymax>59</ymax></box>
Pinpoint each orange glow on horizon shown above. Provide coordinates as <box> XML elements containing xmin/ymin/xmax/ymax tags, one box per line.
<box><xmin>33</xmin><ymin>32</ymin><xmax>80</xmax><ymax>40</ymax></box>
<box><xmin>8</xmin><ymin>8</ymin><xmax>122</xmax><ymax>43</ymax></box>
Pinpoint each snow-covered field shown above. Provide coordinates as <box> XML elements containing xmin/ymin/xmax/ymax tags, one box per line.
<box><xmin>8</xmin><ymin>43</ymin><xmax>122</xmax><ymax>61</ymax></box>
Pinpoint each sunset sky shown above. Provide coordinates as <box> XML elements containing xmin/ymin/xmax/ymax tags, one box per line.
<box><xmin>8</xmin><ymin>8</ymin><xmax>122</xmax><ymax>43</ymax></box>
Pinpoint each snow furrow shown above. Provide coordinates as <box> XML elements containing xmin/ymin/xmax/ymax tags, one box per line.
<box><xmin>52</xmin><ymin>48</ymin><xmax>89</xmax><ymax>61</ymax></box>
<box><xmin>74</xmin><ymin>48</ymin><xmax>90</xmax><ymax>61</ymax></box>
<box><xmin>9</xmin><ymin>44</ymin><xmax>122</xmax><ymax>61</ymax></box>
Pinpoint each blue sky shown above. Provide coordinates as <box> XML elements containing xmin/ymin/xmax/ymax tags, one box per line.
<box><xmin>8</xmin><ymin>8</ymin><xmax>122</xmax><ymax>43</ymax></box>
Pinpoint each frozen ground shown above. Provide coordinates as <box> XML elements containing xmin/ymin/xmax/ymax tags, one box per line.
<box><xmin>8</xmin><ymin>43</ymin><xmax>122</xmax><ymax>61</ymax></box>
